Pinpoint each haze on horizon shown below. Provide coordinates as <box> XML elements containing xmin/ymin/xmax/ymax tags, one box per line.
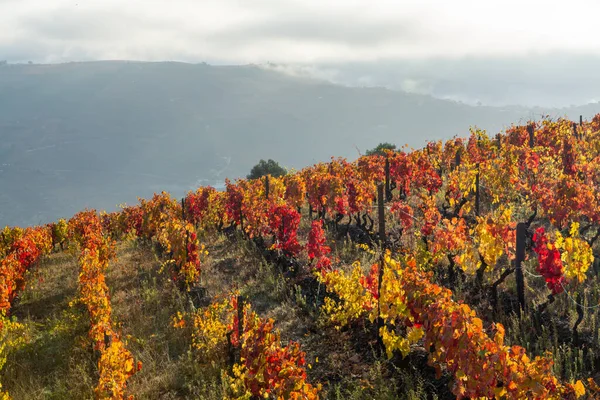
<box><xmin>2</xmin><ymin>0</ymin><xmax>600</xmax><ymax>107</ymax></box>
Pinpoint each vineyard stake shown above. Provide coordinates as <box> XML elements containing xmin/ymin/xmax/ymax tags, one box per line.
<box><xmin>455</xmin><ymin>148</ymin><xmax>461</xmax><ymax>169</ymax></box>
<box><xmin>378</xmin><ymin>184</ymin><xmax>386</xmax><ymax>245</ymax></box>
<box><xmin>475</xmin><ymin>165</ymin><xmax>480</xmax><ymax>217</ymax></box>
<box><xmin>377</xmin><ymin>184</ymin><xmax>386</xmax><ymax>351</ymax></box>
<box><xmin>103</xmin><ymin>332</ymin><xmax>112</xmax><ymax>349</ymax></box>
<box><xmin>239</xmin><ymin>199</ymin><xmax>244</xmax><ymax>233</ymax></box>
<box><xmin>237</xmin><ymin>295</ymin><xmax>245</xmax><ymax>364</ymax></box>
<box><xmin>527</xmin><ymin>124</ymin><xmax>534</xmax><ymax>148</ymax></box>
<box><xmin>515</xmin><ymin>222</ymin><xmax>526</xmax><ymax>316</ymax></box>
<box><xmin>573</xmin><ymin>291</ymin><xmax>584</xmax><ymax>346</ymax></box>
<box><xmin>385</xmin><ymin>157</ymin><xmax>392</xmax><ymax>202</ymax></box>
<box><xmin>265</xmin><ymin>175</ymin><xmax>270</xmax><ymax>200</ymax></box>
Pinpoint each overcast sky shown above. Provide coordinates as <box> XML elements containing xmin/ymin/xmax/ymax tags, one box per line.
<box><xmin>2</xmin><ymin>0</ymin><xmax>600</xmax><ymax>63</ymax></box>
<box><xmin>2</xmin><ymin>0</ymin><xmax>600</xmax><ymax>107</ymax></box>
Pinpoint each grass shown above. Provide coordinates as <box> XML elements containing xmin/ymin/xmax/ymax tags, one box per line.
<box><xmin>3</xmin><ymin>220</ymin><xmax>600</xmax><ymax>399</ymax></box>
<box><xmin>3</xmin><ymin>251</ymin><xmax>96</xmax><ymax>399</ymax></box>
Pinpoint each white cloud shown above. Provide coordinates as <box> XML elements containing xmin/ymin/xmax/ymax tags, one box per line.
<box><xmin>0</xmin><ymin>0</ymin><xmax>599</xmax><ymax>63</ymax></box>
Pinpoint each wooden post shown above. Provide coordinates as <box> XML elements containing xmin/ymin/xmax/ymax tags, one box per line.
<box><xmin>454</xmin><ymin>148</ymin><xmax>461</xmax><ymax>169</ymax></box>
<box><xmin>573</xmin><ymin>292</ymin><xmax>584</xmax><ymax>346</ymax></box>
<box><xmin>236</xmin><ymin>295</ymin><xmax>244</xmax><ymax>364</ymax></box>
<box><xmin>376</xmin><ymin>184</ymin><xmax>386</xmax><ymax>351</ymax></box>
<box><xmin>580</xmin><ymin>115</ymin><xmax>583</xmax><ymax>126</ymax></box>
<box><xmin>181</xmin><ymin>197</ymin><xmax>186</xmax><ymax>221</ymax></box>
<box><xmin>527</xmin><ymin>124</ymin><xmax>534</xmax><ymax>148</ymax></box>
<box><xmin>385</xmin><ymin>157</ymin><xmax>392</xmax><ymax>202</ymax></box>
<box><xmin>515</xmin><ymin>222</ymin><xmax>527</xmax><ymax>316</ymax></box>
<box><xmin>265</xmin><ymin>175</ymin><xmax>270</xmax><ymax>200</ymax></box>
<box><xmin>103</xmin><ymin>332</ymin><xmax>112</xmax><ymax>349</ymax></box>
<box><xmin>475</xmin><ymin>165</ymin><xmax>480</xmax><ymax>217</ymax></box>
<box><xmin>239</xmin><ymin>200</ymin><xmax>244</xmax><ymax>232</ymax></box>
<box><xmin>377</xmin><ymin>184</ymin><xmax>385</xmax><ymax>245</ymax></box>
<box><xmin>226</xmin><ymin>331</ymin><xmax>235</xmax><ymax>372</ymax></box>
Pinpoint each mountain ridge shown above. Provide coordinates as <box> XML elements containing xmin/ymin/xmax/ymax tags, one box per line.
<box><xmin>1</xmin><ymin>60</ymin><xmax>598</xmax><ymax>226</ymax></box>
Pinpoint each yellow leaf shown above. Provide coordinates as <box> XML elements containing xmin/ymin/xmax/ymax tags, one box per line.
<box><xmin>573</xmin><ymin>380</ymin><xmax>585</xmax><ymax>398</ymax></box>
<box><xmin>407</xmin><ymin>327</ymin><xmax>424</xmax><ymax>343</ymax></box>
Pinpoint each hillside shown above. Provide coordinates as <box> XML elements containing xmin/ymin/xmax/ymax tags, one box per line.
<box><xmin>3</xmin><ymin>229</ymin><xmax>445</xmax><ymax>399</ymax></box>
<box><xmin>2</xmin><ymin>116</ymin><xmax>600</xmax><ymax>399</ymax></box>
<box><xmin>2</xmin><ymin>61</ymin><xmax>600</xmax><ymax>227</ymax></box>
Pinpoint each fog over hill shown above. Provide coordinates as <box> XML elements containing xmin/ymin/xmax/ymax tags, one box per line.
<box><xmin>267</xmin><ymin>55</ymin><xmax>600</xmax><ymax>108</ymax></box>
<box><xmin>1</xmin><ymin>61</ymin><xmax>599</xmax><ymax>226</ymax></box>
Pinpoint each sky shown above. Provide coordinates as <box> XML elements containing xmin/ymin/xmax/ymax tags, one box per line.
<box><xmin>2</xmin><ymin>0</ymin><xmax>600</xmax><ymax>63</ymax></box>
<box><xmin>2</xmin><ymin>0</ymin><xmax>600</xmax><ymax>107</ymax></box>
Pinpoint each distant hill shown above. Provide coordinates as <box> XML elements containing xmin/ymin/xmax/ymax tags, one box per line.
<box><xmin>1</xmin><ymin>61</ymin><xmax>598</xmax><ymax>226</ymax></box>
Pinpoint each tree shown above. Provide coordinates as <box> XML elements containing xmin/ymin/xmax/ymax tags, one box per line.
<box><xmin>365</xmin><ymin>142</ymin><xmax>397</xmax><ymax>156</ymax></box>
<box><xmin>247</xmin><ymin>159</ymin><xmax>287</xmax><ymax>180</ymax></box>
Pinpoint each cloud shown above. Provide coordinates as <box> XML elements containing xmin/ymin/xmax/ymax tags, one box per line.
<box><xmin>2</xmin><ymin>0</ymin><xmax>600</xmax><ymax>64</ymax></box>
<box><xmin>303</xmin><ymin>55</ymin><xmax>600</xmax><ymax>107</ymax></box>
<box><xmin>18</xmin><ymin>9</ymin><xmax>140</xmax><ymax>42</ymax></box>
<box><xmin>212</xmin><ymin>14</ymin><xmax>423</xmax><ymax>48</ymax></box>
<box><xmin>1</xmin><ymin>0</ymin><xmax>600</xmax><ymax>107</ymax></box>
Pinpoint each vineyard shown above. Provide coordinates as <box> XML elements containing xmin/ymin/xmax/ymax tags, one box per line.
<box><xmin>3</xmin><ymin>115</ymin><xmax>600</xmax><ymax>399</ymax></box>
